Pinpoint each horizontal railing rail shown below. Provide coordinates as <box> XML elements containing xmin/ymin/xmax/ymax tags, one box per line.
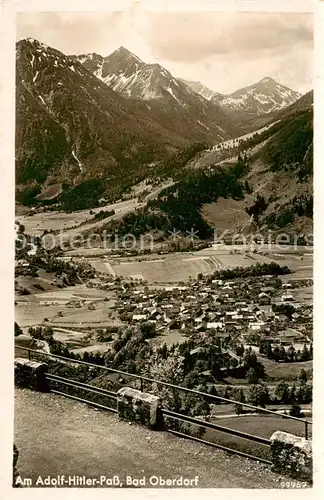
<box><xmin>47</xmin><ymin>371</ymin><xmax>272</xmax><ymax>463</ymax></box>
<box><xmin>15</xmin><ymin>346</ymin><xmax>313</xmax><ymax>447</ymax></box>
<box><xmin>46</xmin><ymin>373</ymin><xmax>117</xmax><ymax>399</ymax></box>
<box><xmin>161</xmin><ymin>408</ymin><xmax>271</xmax><ymax>446</ymax></box>
<box><xmin>49</xmin><ymin>388</ymin><xmax>118</xmax><ymax>414</ymax></box>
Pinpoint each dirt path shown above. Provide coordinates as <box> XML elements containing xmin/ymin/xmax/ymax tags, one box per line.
<box><xmin>14</xmin><ymin>388</ymin><xmax>287</xmax><ymax>488</ymax></box>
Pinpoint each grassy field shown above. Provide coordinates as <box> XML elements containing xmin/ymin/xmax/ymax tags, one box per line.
<box><xmin>203</xmin><ymin>414</ymin><xmax>311</xmax><ymax>461</ymax></box>
<box><xmin>149</xmin><ymin>330</ymin><xmax>188</xmax><ymax>347</ymax></box>
<box><xmin>98</xmin><ymin>248</ymin><xmax>277</xmax><ymax>283</ymax></box>
<box><xmin>16</xmin><ymin>302</ymin><xmax>117</xmax><ymax>328</ymax></box>
<box><xmin>16</xmin><ymin>198</ymin><xmax>138</xmax><ymax>238</ymax></box>
<box><xmin>261</xmin><ymin>358</ymin><xmax>313</xmax><ymax>381</ymax></box>
<box><xmin>201</xmin><ymin>196</ymin><xmax>253</xmax><ymax>234</ymax></box>
<box><xmin>17</xmin><ymin>210</ymin><xmax>92</xmax><ymax>236</ymax></box>
<box><xmin>293</xmin><ymin>286</ymin><xmax>313</xmax><ymax>304</ymax></box>
<box><xmin>15</xmin><ymin>284</ymin><xmax>116</xmax><ymax>328</ymax></box>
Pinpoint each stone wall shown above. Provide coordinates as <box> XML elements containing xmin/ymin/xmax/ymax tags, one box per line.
<box><xmin>117</xmin><ymin>387</ymin><xmax>162</xmax><ymax>429</ymax></box>
<box><xmin>14</xmin><ymin>358</ymin><xmax>48</xmax><ymax>392</ymax></box>
<box><xmin>270</xmin><ymin>431</ymin><xmax>312</xmax><ymax>482</ymax></box>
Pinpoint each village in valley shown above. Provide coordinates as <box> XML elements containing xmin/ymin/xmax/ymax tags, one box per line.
<box><xmin>15</xmin><ymin>221</ymin><xmax>313</xmax><ymax>407</ymax></box>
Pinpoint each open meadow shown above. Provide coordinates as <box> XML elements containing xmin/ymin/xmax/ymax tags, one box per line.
<box><xmin>84</xmin><ymin>244</ymin><xmax>313</xmax><ymax>283</ymax></box>
<box><xmin>88</xmin><ymin>248</ymin><xmax>277</xmax><ymax>283</ymax></box>
<box><xmin>15</xmin><ymin>283</ymin><xmax>116</xmax><ymax>328</ymax></box>
<box><xmin>203</xmin><ymin>413</ymin><xmax>311</xmax><ymax>461</ymax></box>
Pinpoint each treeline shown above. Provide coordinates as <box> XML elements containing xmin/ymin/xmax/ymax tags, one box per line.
<box><xmin>103</xmin><ymin>164</ymin><xmax>246</xmax><ymax>240</ymax></box>
<box><xmin>274</xmin><ymin>375</ymin><xmax>312</xmax><ymax>406</ymax></box>
<box><xmin>262</xmin><ymin>109</ymin><xmax>313</xmax><ymax>181</ymax></box>
<box><xmin>221</xmin><ymin>379</ymin><xmax>312</xmax><ymax>411</ymax></box>
<box><xmin>16</xmin><ymin>143</ymin><xmax>210</xmax><ymax>211</ymax></box>
<box><xmin>205</xmin><ymin>262</ymin><xmax>291</xmax><ymax>281</ymax></box>
<box><xmin>236</xmin><ymin>120</ymin><xmax>288</xmax><ymax>153</ymax></box>
<box><xmin>146</xmin><ymin>156</ymin><xmax>249</xmax><ymax>238</ymax></box>
<box><xmin>21</xmin><ymin>325</ymin><xmax>312</xmax><ymax>434</ymax></box>
<box><xmin>245</xmin><ymin>194</ymin><xmax>268</xmax><ymax>220</ymax></box>
<box><xmin>58</xmin><ymin>180</ymin><xmax>106</xmax><ymax>212</ymax></box>
<box><xmin>259</xmin><ymin>340</ymin><xmax>313</xmax><ymax>363</ymax></box>
<box><xmin>25</xmin><ymin>254</ymin><xmax>95</xmax><ymax>283</ymax></box>
<box><xmin>154</xmin><ymin>142</ymin><xmax>209</xmax><ymax>180</ymax></box>
<box><xmin>91</xmin><ymin>209</ymin><xmax>115</xmax><ymax>221</ymax></box>
<box><xmin>16</xmin><ymin>186</ymin><xmax>42</xmax><ymax>206</ymax></box>
<box><xmin>263</xmin><ymin>194</ymin><xmax>313</xmax><ymax>229</ymax></box>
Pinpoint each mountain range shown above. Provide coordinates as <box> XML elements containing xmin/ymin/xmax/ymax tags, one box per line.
<box><xmin>71</xmin><ymin>47</ymin><xmax>239</xmax><ymax>143</ymax></box>
<box><xmin>16</xmin><ymin>37</ymin><xmax>310</xmax><ymax>219</ymax></box>
<box><xmin>182</xmin><ymin>77</ymin><xmax>302</xmax><ymax>117</ymax></box>
<box><xmin>73</xmin><ymin>48</ymin><xmax>302</xmax><ymax>133</ymax></box>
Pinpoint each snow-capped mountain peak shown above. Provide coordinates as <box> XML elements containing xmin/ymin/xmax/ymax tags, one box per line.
<box><xmin>72</xmin><ymin>46</ymin><xmax>240</xmax><ymax>142</ymax></box>
<box><xmin>183</xmin><ymin>76</ymin><xmax>302</xmax><ymax>116</ymax></box>
<box><xmin>73</xmin><ymin>47</ymin><xmax>185</xmax><ymax>102</ymax></box>
<box><xmin>213</xmin><ymin>77</ymin><xmax>302</xmax><ymax>116</ymax></box>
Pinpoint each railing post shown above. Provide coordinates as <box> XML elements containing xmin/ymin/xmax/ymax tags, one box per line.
<box><xmin>305</xmin><ymin>420</ymin><xmax>308</xmax><ymax>440</ymax></box>
<box><xmin>28</xmin><ymin>349</ymin><xmax>31</xmax><ymax>361</ymax></box>
<box><xmin>140</xmin><ymin>378</ymin><xmax>143</xmax><ymax>392</ymax></box>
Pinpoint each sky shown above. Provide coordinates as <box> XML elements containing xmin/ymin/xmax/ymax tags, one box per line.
<box><xmin>16</xmin><ymin>11</ymin><xmax>313</xmax><ymax>94</ymax></box>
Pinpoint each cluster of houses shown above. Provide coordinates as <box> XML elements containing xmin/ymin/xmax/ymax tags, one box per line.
<box><xmin>115</xmin><ymin>276</ymin><xmax>312</xmax><ymax>349</ymax></box>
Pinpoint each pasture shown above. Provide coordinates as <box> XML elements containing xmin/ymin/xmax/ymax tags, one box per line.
<box><xmin>15</xmin><ymin>284</ymin><xmax>115</xmax><ymax>328</ymax></box>
<box><xmin>203</xmin><ymin>413</ymin><xmax>311</xmax><ymax>461</ymax></box>
<box><xmin>16</xmin><ymin>198</ymin><xmax>138</xmax><ymax>237</ymax></box>
<box><xmin>261</xmin><ymin>359</ymin><xmax>313</xmax><ymax>381</ymax></box>
<box><xmin>96</xmin><ymin>248</ymin><xmax>278</xmax><ymax>283</ymax></box>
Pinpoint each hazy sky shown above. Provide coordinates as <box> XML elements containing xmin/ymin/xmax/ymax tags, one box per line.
<box><xmin>17</xmin><ymin>11</ymin><xmax>313</xmax><ymax>94</ymax></box>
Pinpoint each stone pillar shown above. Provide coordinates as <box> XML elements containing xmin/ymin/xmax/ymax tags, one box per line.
<box><xmin>13</xmin><ymin>444</ymin><xmax>20</xmax><ymax>487</ymax></box>
<box><xmin>270</xmin><ymin>431</ymin><xmax>312</xmax><ymax>482</ymax></box>
<box><xmin>117</xmin><ymin>387</ymin><xmax>162</xmax><ymax>429</ymax></box>
<box><xmin>14</xmin><ymin>358</ymin><xmax>48</xmax><ymax>392</ymax></box>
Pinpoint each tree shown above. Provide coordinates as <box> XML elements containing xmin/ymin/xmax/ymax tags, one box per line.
<box><xmin>230</xmin><ymin>358</ymin><xmax>238</xmax><ymax>368</ymax></box>
<box><xmin>194</xmin><ymin>400</ymin><xmax>210</xmax><ymax>417</ymax></box>
<box><xmin>247</xmin><ymin>367</ymin><xmax>259</xmax><ymax>385</ymax></box>
<box><xmin>272</xmin><ymin>345</ymin><xmax>280</xmax><ymax>362</ymax></box>
<box><xmin>238</xmin><ymin>388</ymin><xmax>246</xmax><ymax>403</ymax></box>
<box><xmin>266</xmin><ymin>342</ymin><xmax>273</xmax><ymax>359</ymax></box>
<box><xmin>287</xmin><ymin>345</ymin><xmax>296</xmax><ymax>362</ymax></box>
<box><xmin>247</xmin><ymin>384</ymin><xmax>269</xmax><ymax>408</ymax></box>
<box><xmin>14</xmin><ymin>322</ymin><xmax>23</xmax><ymax>337</ymax></box>
<box><xmin>236</xmin><ymin>344</ymin><xmax>244</xmax><ymax>357</ymax></box>
<box><xmin>149</xmin><ymin>348</ymin><xmax>185</xmax><ymax>411</ymax></box>
<box><xmin>301</xmin><ymin>343</ymin><xmax>310</xmax><ymax>361</ymax></box>
<box><xmin>296</xmin><ymin>383</ymin><xmax>306</xmax><ymax>404</ymax></box>
<box><xmin>303</xmin><ymin>384</ymin><xmax>313</xmax><ymax>404</ymax></box>
<box><xmin>223</xmin><ymin>386</ymin><xmax>232</xmax><ymax>400</ymax></box>
<box><xmin>278</xmin><ymin>345</ymin><xmax>287</xmax><ymax>362</ymax></box>
<box><xmin>259</xmin><ymin>339</ymin><xmax>268</xmax><ymax>356</ymax></box>
<box><xmin>234</xmin><ymin>402</ymin><xmax>244</xmax><ymax>415</ymax></box>
<box><xmin>289</xmin><ymin>403</ymin><xmax>303</xmax><ymax>418</ymax></box>
<box><xmin>243</xmin><ymin>351</ymin><xmax>265</xmax><ymax>380</ymax></box>
<box><xmin>309</xmin><ymin>342</ymin><xmax>313</xmax><ymax>359</ymax></box>
<box><xmin>298</xmin><ymin>368</ymin><xmax>308</xmax><ymax>384</ymax></box>
<box><xmin>275</xmin><ymin>381</ymin><xmax>290</xmax><ymax>404</ymax></box>
<box><xmin>140</xmin><ymin>321</ymin><xmax>156</xmax><ymax>339</ymax></box>
<box><xmin>233</xmin><ymin>387</ymin><xmax>246</xmax><ymax>415</ymax></box>
<box><xmin>289</xmin><ymin>383</ymin><xmax>297</xmax><ymax>404</ymax></box>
